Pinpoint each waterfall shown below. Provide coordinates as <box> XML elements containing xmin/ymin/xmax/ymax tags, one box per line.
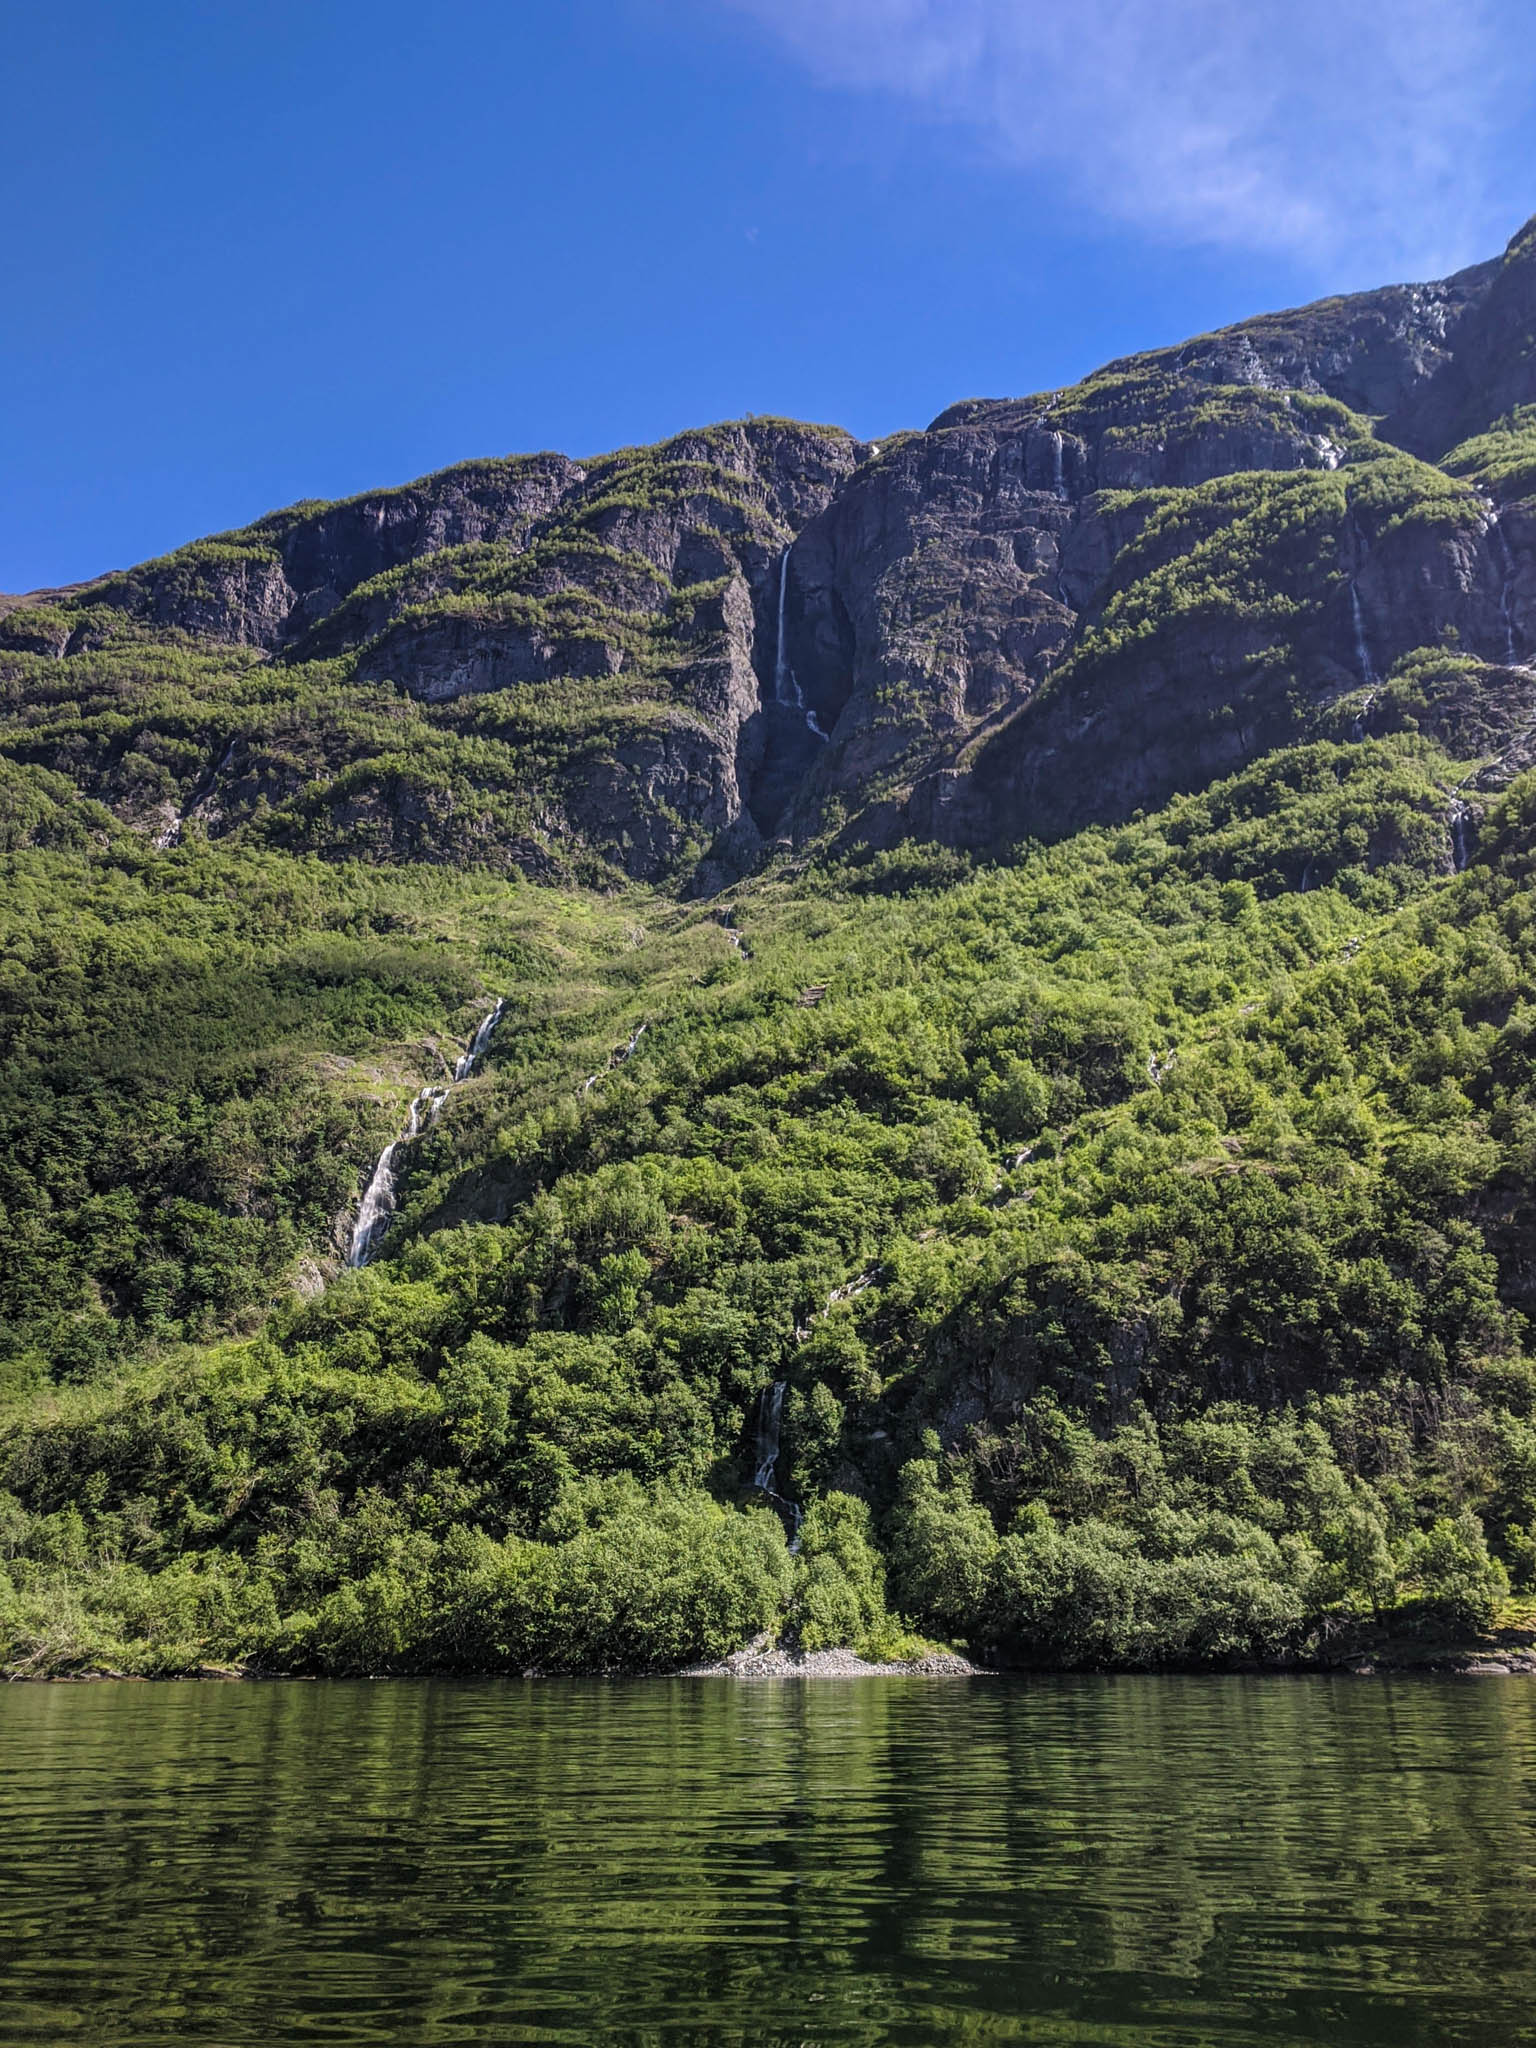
<box><xmin>1051</xmin><ymin>431</ymin><xmax>1067</xmax><ymax>500</ymax></box>
<box><xmin>455</xmin><ymin>997</ymin><xmax>506</xmax><ymax>1081</ymax></box>
<box><xmin>1489</xmin><ymin>516</ymin><xmax>1521</xmax><ymax>666</ymax></box>
<box><xmin>348</xmin><ymin>1086</ymin><xmax>447</xmax><ymax>1268</ymax></box>
<box><xmin>1449</xmin><ymin>802</ymin><xmax>1472</xmax><ymax>874</ymax></box>
<box><xmin>156</xmin><ymin>738</ymin><xmax>238</xmax><ymax>851</ymax></box>
<box><xmin>753</xmin><ymin>1381</ymin><xmax>786</xmax><ymax>1491</ymax></box>
<box><xmin>1350</xmin><ymin>692</ymin><xmax>1376</xmax><ymax>743</ymax></box>
<box><xmin>751</xmin><ymin>1380</ymin><xmax>802</xmax><ymax>1550</ymax></box>
<box><xmin>773</xmin><ymin>548</ymin><xmax>794</xmax><ymax>705</ymax></box>
<box><xmin>576</xmin><ymin>1018</ymin><xmax>648</xmax><ymax>1100</ymax></box>
<box><xmin>346</xmin><ymin>995</ymin><xmax>505</xmax><ymax>1268</ymax></box>
<box><xmin>1349</xmin><ymin>585</ymin><xmax>1377</xmax><ymax>688</ymax></box>
<box><xmin>773</xmin><ymin>546</ymin><xmax>828</xmax><ymax>744</ymax></box>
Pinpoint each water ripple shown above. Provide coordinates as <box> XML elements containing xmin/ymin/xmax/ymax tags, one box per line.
<box><xmin>1</xmin><ymin>1675</ymin><xmax>1533</xmax><ymax>2045</ymax></box>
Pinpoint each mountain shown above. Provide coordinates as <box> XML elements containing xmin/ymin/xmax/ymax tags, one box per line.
<box><xmin>4</xmin><ymin>216</ymin><xmax>1536</xmax><ymax>1679</ymax></box>
<box><xmin>6</xmin><ymin>217</ymin><xmax>1534</xmax><ymax>891</ymax></box>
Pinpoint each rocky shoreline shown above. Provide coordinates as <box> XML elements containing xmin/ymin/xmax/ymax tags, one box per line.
<box><xmin>12</xmin><ymin>1635</ymin><xmax>1536</xmax><ymax>1683</ymax></box>
<box><xmin>678</xmin><ymin>1644</ymin><xmax>979</xmax><ymax>1679</ymax></box>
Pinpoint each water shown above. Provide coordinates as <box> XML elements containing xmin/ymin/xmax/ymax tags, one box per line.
<box><xmin>1449</xmin><ymin>802</ymin><xmax>1473</xmax><ymax>874</ymax></box>
<box><xmin>348</xmin><ymin>998</ymin><xmax>504</xmax><ymax>1267</ymax></box>
<box><xmin>580</xmin><ymin>1021</ymin><xmax>648</xmax><ymax>1099</ymax></box>
<box><xmin>753</xmin><ymin>1379</ymin><xmax>787</xmax><ymax>1493</ymax></box>
<box><xmin>156</xmin><ymin>738</ymin><xmax>238</xmax><ymax>850</ymax></box>
<box><xmin>347</xmin><ymin>1084</ymin><xmax>448</xmax><ymax>1267</ymax></box>
<box><xmin>1349</xmin><ymin>584</ymin><xmax>1377</xmax><ymax>688</ymax></box>
<box><xmin>4</xmin><ymin>1678</ymin><xmax>1535</xmax><ymax>2046</ymax></box>
<box><xmin>1487</xmin><ymin>514</ymin><xmax>1521</xmax><ymax>665</ymax></box>
<box><xmin>774</xmin><ymin>546</ymin><xmax>794</xmax><ymax>705</ymax></box>
<box><xmin>454</xmin><ymin>997</ymin><xmax>507</xmax><ymax>1081</ymax></box>
<box><xmin>752</xmin><ymin>1378</ymin><xmax>802</xmax><ymax>1548</ymax></box>
<box><xmin>774</xmin><ymin>548</ymin><xmax>828</xmax><ymax>742</ymax></box>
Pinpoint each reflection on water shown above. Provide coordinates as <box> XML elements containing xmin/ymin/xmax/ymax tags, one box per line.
<box><xmin>2</xmin><ymin>1675</ymin><xmax>1534</xmax><ymax>2045</ymax></box>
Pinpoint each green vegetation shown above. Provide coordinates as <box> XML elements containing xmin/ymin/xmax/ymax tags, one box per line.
<box><xmin>1064</xmin><ymin>451</ymin><xmax>1478</xmax><ymax>684</ymax></box>
<box><xmin>1443</xmin><ymin>406</ymin><xmax>1536</xmax><ymax>502</ymax></box>
<box><xmin>1061</xmin><ymin>372</ymin><xmax>1368</xmax><ymax>470</ymax></box>
<box><xmin>5</xmin><ymin>718</ymin><xmax>1536</xmax><ymax>1674</ymax></box>
<box><xmin>4</xmin><ymin>326</ymin><xmax>1536</xmax><ymax>1678</ymax></box>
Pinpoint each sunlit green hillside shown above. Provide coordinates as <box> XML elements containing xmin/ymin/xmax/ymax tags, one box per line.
<box><xmin>6</xmin><ymin>730</ymin><xmax>1536</xmax><ymax>1674</ymax></box>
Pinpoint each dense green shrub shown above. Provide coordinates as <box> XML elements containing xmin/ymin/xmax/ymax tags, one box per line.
<box><xmin>6</xmin><ymin>726</ymin><xmax>1536</xmax><ymax>1671</ymax></box>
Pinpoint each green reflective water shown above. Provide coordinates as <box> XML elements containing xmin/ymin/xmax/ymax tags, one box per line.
<box><xmin>3</xmin><ymin>1676</ymin><xmax>1535</xmax><ymax>2045</ymax></box>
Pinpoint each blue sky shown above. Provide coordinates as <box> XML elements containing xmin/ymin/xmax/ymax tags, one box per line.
<box><xmin>4</xmin><ymin>0</ymin><xmax>1533</xmax><ymax>591</ymax></box>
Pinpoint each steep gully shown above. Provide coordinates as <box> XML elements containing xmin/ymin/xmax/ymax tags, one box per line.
<box><xmin>775</xmin><ymin>546</ymin><xmax>828</xmax><ymax>741</ymax></box>
<box><xmin>1488</xmin><ymin>509</ymin><xmax>1522</xmax><ymax>667</ymax></box>
<box><xmin>752</xmin><ymin>1381</ymin><xmax>800</xmax><ymax>1549</ymax></box>
<box><xmin>347</xmin><ymin>971</ymin><xmax>811</xmax><ymax>1520</ymax></box>
<box><xmin>745</xmin><ymin>547</ymin><xmax>832</xmax><ymax>837</ymax></box>
<box><xmin>1349</xmin><ymin>584</ymin><xmax>1378</xmax><ymax>690</ymax></box>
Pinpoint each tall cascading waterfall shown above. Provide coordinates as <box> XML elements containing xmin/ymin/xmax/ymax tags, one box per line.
<box><xmin>346</xmin><ymin>995</ymin><xmax>506</xmax><ymax>1269</ymax></box>
<box><xmin>751</xmin><ymin>1379</ymin><xmax>802</xmax><ymax>1549</ymax></box>
<box><xmin>775</xmin><ymin>548</ymin><xmax>829</xmax><ymax>743</ymax></box>
<box><xmin>1349</xmin><ymin>584</ymin><xmax>1378</xmax><ymax>688</ymax></box>
<box><xmin>1051</xmin><ymin>430</ymin><xmax>1067</xmax><ymax>500</ymax></box>
<box><xmin>348</xmin><ymin>1085</ymin><xmax>447</xmax><ymax>1269</ymax></box>
<box><xmin>1489</xmin><ymin>516</ymin><xmax>1521</xmax><ymax>666</ymax></box>
<box><xmin>773</xmin><ymin>547</ymin><xmax>793</xmax><ymax>704</ymax></box>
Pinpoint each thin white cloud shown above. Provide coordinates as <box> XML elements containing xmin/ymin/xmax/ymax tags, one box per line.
<box><xmin>720</xmin><ymin>0</ymin><xmax>1533</xmax><ymax>277</ymax></box>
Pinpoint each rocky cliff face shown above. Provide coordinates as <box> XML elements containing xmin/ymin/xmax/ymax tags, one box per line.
<box><xmin>0</xmin><ymin>423</ymin><xmax>865</xmax><ymax>881</ymax></box>
<box><xmin>776</xmin><ymin>213</ymin><xmax>1536</xmax><ymax>861</ymax></box>
<box><xmin>5</xmin><ymin>215</ymin><xmax>1535</xmax><ymax>885</ymax></box>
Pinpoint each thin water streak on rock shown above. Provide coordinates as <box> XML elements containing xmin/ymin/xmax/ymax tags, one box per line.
<box><xmin>774</xmin><ymin>546</ymin><xmax>828</xmax><ymax>743</ymax></box>
<box><xmin>752</xmin><ymin>1379</ymin><xmax>803</xmax><ymax>1551</ymax></box>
